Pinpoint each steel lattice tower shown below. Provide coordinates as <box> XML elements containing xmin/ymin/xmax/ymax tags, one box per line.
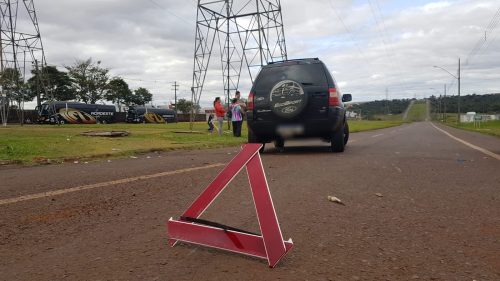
<box><xmin>191</xmin><ymin>0</ymin><xmax>287</xmax><ymax>121</ymax></box>
<box><xmin>0</xmin><ymin>0</ymin><xmax>46</xmax><ymax>126</ymax></box>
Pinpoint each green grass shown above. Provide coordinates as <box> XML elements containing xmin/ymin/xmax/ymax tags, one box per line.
<box><xmin>348</xmin><ymin>120</ymin><xmax>405</xmax><ymax>133</ymax></box>
<box><xmin>0</xmin><ymin>122</ymin><xmax>245</xmax><ymax>165</ymax></box>
<box><xmin>436</xmin><ymin>113</ymin><xmax>459</xmax><ymax>123</ymax></box>
<box><xmin>442</xmin><ymin>118</ymin><xmax>500</xmax><ymax>138</ymax></box>
<box><xmin>406</xmin><ymin>101</ymin><xmax>428</xmax><ymax>122</ymax></box>
<box><xmin>1</xmin><ymin>120</ymin><xmax>405</xmax><ymax>165</ymax></box>
<box><xmin>371</xmin><ymin>114</ymin><xmax>405</xmax><ymax>122</ymax></box>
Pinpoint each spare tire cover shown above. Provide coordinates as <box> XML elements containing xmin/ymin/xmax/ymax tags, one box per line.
<box><xmin>269</xmin><ymin>80</ymin><xmax>307</xmax><ymax>118</ymax></box>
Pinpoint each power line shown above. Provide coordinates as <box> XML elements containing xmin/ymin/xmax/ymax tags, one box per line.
<box><xmin>147</xmin><ymin>0</ymin><xmax>193</xmax><ymax>26</ymax></box>
<box><xmin>121</xmin><ymin>77</ymin><xmax>170</xmax><ymax>83</ymax></box>
<box><xmin>325</xmin><ymin>0</ymin><xmax>383</xmax><ymax>85</ymax></box>
<box><xmin>327</xmin><ymin>0</ymin><xmax>369</xmax><ymax>62</ymax></box>
<box><xmin>367</xmin><ymin>0</ymin><xmax>415</xmax><ymax>97</ymax></box>
<box><xmin>464</xmin><ymin>7</ymin><xmax>500</xmax><ymax>67</ymax></box>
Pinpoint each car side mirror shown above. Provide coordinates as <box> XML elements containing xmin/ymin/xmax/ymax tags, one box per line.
<box><xmin>342</xmin><ymin>94</ymin><xmax>352</xmax><ymax>102</ymax></box>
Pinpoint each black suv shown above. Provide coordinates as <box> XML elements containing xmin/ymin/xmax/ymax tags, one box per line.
<box><xmin>246</xmin><ymin>58</ymin><xmax>352</xmax><ymax>152</ymax></box>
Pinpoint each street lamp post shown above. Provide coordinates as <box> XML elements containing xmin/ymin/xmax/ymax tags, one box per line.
<box><xmin>458</xmin><ymin>58</ymin><xmax>461</xmax><ymax>124</ymax></box>
<box><xmin>443</xmin><ymin>84</ymin><xmax>447</xmax><ymax>122</ymax></box>
<box><xmin>433</xmin><ymin>58</ymin><xmax>461</xmax><ymax>123</ymax></box>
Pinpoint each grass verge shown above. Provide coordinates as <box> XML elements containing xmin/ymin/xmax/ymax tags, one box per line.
<box><xmin>442</xmin><ymin>119</ymin><xmax>500</xmax><ymax>138</ymax></box>
<box><xmin>0</xmin><ymin>123</ymin><xmax>244</xmax><ymax>165</ymax></box>
<box><xmin>348</xmin><ymin>120</ymin><xmax>405</xmax><ymax>133</ymax></box>
<box><xmin>1</xmin><ymin>120</ymin><xmax>404</xmax><ymax>165</ymax></box>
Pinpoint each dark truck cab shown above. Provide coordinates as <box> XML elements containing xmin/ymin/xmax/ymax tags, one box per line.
<box><xmin>246</xmin><ymin>58</ymin><xmax>352</xmax><ymax>152</ymax></box>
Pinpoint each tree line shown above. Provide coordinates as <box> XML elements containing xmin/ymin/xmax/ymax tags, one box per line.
<box><xmin>349</xmin><ymin>99</ymin><xmax>412</xmax><ymax>119</ymax></box>
<box><xmin>0</xmin><ymin>58</ymin><xmax>153</xmax><ymax>112</ymax></box>
<box><xmin>350</xmin><ymin>93</ymin><xmax>500</xmax><ymax>120</ymax></box>
<box><xmin>429</xmin><ymin>93</ymin><xmax>500</xmax><ymax>114</ymax></box>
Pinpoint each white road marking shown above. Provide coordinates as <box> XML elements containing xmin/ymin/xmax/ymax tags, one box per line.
<box><xmin>0</xmin><ymin>163</ymin><xmax>225</xmax><ymax>206</ymax></box>
<box><xmin>372</xmin><ymin>134</ymin><xmax>384</xmax><ymax>138</ymax></box>
<box><xmin>431</xmin><ymin>123</ymin><xmax>500</xmax><ymax>161</ymax></box>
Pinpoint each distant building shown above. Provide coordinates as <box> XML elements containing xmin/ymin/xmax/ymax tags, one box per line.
<box><xmin>461</xmin><ymin>112</ymin><xmax>476</xmax><ymax>123</ymax></box>
<box><xmin>346</xmin><ymin>111</ymin><xmax>359</xmax><ymax>119</ymax></box>
<box><xmin>460</xmin><ymin>112</ymin><xmax>500</xmax><ymax>122</ymax></box>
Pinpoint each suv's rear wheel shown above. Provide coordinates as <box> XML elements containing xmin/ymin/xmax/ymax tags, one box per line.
<box><xmin>248</xmin><ymin>127</ymin><xmax>258</xmax><ymax>143</ymax></box>
<box><xmin>274</xmin><ymin>138</ymin><xmax>285</xmax><ymax>152</ymax></box>
<box><xmin>331</xmin><ymin>122</ymin><xmax>345</xmax><ymax>153</ymax></box>
<box><xmin>248</xmin><ymin>128</ymin><xmax>265</xmax><ymax>153</ymax></box>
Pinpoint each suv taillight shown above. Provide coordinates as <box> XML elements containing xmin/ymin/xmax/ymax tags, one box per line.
<box><xmin>248</xmin><ymin>92</ymin><xmax>255</xmax><ymax>110</ymax></box>
<box><xmin>329</xmin><ymin>87</ymin><xmax>341</xmax><ymax>106</ymax></box>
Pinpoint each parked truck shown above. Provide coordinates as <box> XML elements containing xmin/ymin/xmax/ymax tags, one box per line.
<box><xmin>36</xmin><ymin>101</ymin><xmax>116</xmax><ymax>124</ymax></box>
<box><xmin>126</xmin><ymin>106</ymin><xmax>176</xmax><ymax>123</ymax></box>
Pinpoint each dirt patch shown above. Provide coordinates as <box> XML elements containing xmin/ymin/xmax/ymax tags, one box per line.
<box><xmin>81</xmin><ymin>130</ymin><xmax>130</xmax><ymax>137</ymax></box>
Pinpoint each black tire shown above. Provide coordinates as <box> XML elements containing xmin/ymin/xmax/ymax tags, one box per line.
<box><xmin>248</xmin><ymin>128</ymin><xmax>265</xmax><ymax>153</ymax></box>
<box><xmin>269</xmin><ymin>80</ymin><xmax>307</xmax><ymax>119</ymax></box>
<box><xmin>259</xmin><ymin>143</ymin><xmax>265</xmax><ymax>153</ymax></box>
<box><xmin>331</xmin><ymin>122</ymin><xmax>345</xmax><ymax>153</ymax></box>
<box><xmin>59</xmin><ymin>119</ymin><xmax>65</xmax><ymax>125</ymax></box>
<box><xmin>274</xmin><ymin>138</ymin><xmax>285</xmax><ymax>152</ymax></box>
<box><xmin>344</xmin><ymin>121</ymin><xmax>349</xmax><ymax>145</ymax></box>
<box><xmin>248</xmin><ymin>127</ymin><xmax>259</xmax><ymax>143</ymax></box>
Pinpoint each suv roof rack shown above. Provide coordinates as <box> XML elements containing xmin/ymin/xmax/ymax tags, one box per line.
<box><xmin>267</xmin><ymin>58</ymin><xmax>319</xmax><ymax>65</ymax></box>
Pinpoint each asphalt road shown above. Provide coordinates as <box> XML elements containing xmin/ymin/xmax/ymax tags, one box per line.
<box><xmin>1</xmin><ymin>122</ymin><xmax>499</xmax><ymax>281</ymax></box>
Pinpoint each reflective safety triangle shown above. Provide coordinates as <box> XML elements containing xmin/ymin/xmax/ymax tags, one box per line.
<box><xmin>167</xmin><ymin>143</ymin><xmax>293</xmax><ymax>268</ymax></box>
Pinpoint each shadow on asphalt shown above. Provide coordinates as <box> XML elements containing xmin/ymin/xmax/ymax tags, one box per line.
<box><xmin>262</xmin><ymin>145</ymin><xmax>336</xmax><ymax>155</ymax></box>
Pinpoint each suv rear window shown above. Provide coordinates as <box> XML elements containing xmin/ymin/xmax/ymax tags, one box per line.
<box><xmin>255</xmin><ymin>63</ymin><xmax>328</xmax><ymax>89</ymax></box>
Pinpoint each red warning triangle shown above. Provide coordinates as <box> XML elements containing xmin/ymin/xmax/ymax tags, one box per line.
<box><xmin>167</xmin><ymin>143</ymin><xmax>293</xmax><ymax>268</ymax></box>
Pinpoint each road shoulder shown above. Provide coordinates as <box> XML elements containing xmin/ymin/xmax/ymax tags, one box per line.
<box><xmin>432</xmin><ymin>122</ymin><xmax>500</xmax><ymax>155</ymax></box>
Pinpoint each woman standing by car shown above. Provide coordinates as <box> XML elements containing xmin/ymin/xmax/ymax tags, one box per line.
<box><xmin>213</xmin><ymin>97</ymin><xmax>225</xmax><ymax>136</ymax></box>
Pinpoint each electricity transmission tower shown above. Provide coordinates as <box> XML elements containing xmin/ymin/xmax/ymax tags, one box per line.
<box><xmin>190</xmin><ymin>0</ymin><xmax>287</xmax><ymax>127</ymax></box>
<box><xmin>0</xmin><ymin>0</ymin><xmax>46</xmax><ymax>126</ymax></box>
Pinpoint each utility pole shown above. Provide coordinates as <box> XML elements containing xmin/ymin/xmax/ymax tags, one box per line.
<box><xmin>0</xmin><ymin>26</ymin><xmax>5</xmax><ymax>127</ymax></box>
<box><xmin>438</xmin><ymin>94</ymin><xmax>441</xmax><ymax>119</ymax></box>
<box><xmin>171</xmin><ymin>81</ymin><xmax>178</xmax><ymax>112</ymax></box>
<box><xmin>457</xmin><ymin>58</ymin><xmax>461</xmax><ymax>124</ymax></box>
<box><xmin>443</xmin><ymin>84</ymin><xmax>446</xmax><ymax>122</ymax></box>
<box><xmin>433</xmin><ymin>61</ymin><xmax>460</xmax><ymax>123</ymax></box>
<box><xmin>35</xmin><ymin>60</ymin><xmax>41</xmax><ymax>108</ymax></box>
<box><xmin>385</xmin><ymin>87</ymin><xmax>389</xmax><ymax>115</ymax></box>
<box><xmin>226</xmin><ymin>0</ymin><xmax>231</xmax><ymax>130</ymax></box>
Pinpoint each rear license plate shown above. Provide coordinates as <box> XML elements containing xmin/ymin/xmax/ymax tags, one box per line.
<box><xmin>276</xmin><ymin>124</ymin><xmax>304</xmax><ymax>137</ymax></box>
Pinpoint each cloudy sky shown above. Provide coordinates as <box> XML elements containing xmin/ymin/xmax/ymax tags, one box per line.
<box><xmin>18</xmin><ymin>0</ymin><xmax>500</xmax><ymax>108</ymax></box>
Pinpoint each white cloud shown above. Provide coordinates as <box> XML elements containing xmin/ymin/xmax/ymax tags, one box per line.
<box><xmin>14</xmin><ymin>0</ymin><xmax>500</xmax><ymax>109</ymax></box>
<box><xmin>420</xmin><ymin>1</ymin><xmax>452</xmax><ymax>13</ymax></box>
